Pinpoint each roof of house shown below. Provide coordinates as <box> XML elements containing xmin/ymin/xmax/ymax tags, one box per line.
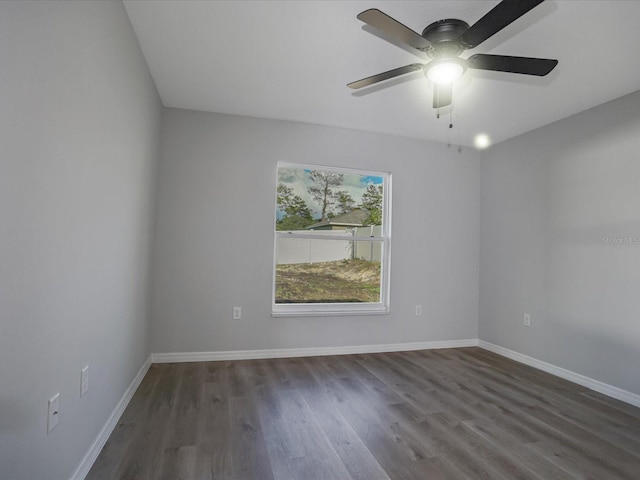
<box><xmin>307</xmin><ymin>209</ymin><xmax>368</xmax><ymax>229</ymax></box>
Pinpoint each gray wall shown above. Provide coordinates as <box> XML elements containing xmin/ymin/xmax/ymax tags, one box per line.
<box><xmin>480</xmin><ymin>90</ymin><xmax>640</xmax><ymax>396</ymax></box>
<box><xmin>0</xmin><ymin>2</ymin><xmax>162</xmax><ymax>479</ymax></box>
<box><xmin>151</xmin><ymin>109</ymin><xmax>480</xmax><ymax>354</ymax></box>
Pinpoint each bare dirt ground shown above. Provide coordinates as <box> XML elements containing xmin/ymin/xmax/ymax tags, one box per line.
<box><xmin>275</xmin><ymin>259</ymin><xmax>381</xmax><ymax>303</ymax></box>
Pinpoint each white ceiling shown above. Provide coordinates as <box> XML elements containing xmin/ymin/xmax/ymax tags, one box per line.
<box><xmin>123</xmin><ymin>1</ymin><xmax>640</xmax><ymax>148</ymax></box>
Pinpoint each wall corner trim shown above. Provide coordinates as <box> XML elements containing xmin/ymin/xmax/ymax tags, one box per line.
<box><xmin>70</xmin><ymin>355</ymin><xmax>152</xmax><ymax>480</ymax></box>
<box><xmin>151</xmin><ymin>339</ymin><xmax>479</xmax><ymax>363</ymax></box>
<box><xmin>478</xmin><ymin>340</ymin><xmax>640</xmax><ymax>408</ymax></box>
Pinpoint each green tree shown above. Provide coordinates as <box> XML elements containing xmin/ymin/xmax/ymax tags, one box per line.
<box><xmin>307</xmin><ymin>170</ymin><xmax>343</xmax><ymax>221</ymax></box>
<box><xmin>277</xmin><ymin>214</ymin><xmax>313</xmax><ymax>231</ymax></box>
<box><xmin>335</xmin><ymin>190</ymin><xmax>356</xmax><ymax>215</ymax></box>
<box><xmin>276</xmin><ymin>183</ymin><xmax>313</xmax><ymax>231</ymax></box>
<box><xmin>360</xmin><ymin>184</ymin><xmax>383</xmax><ymax>225</ymax></box>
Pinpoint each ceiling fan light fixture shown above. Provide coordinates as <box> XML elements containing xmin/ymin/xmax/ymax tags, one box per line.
<box><xmin>425</xmin><ymin>58</ymin><xmax>467</xmax><ymax>84</ymax></box>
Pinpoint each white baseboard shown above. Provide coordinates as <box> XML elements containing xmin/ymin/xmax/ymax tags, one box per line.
<box><xmin>151</xmin><ymin>338</ymin><xmax>479</xmax><ymax>363</ymax></box>
<box><xmin>478</xmin><ymin>340</ymin><xmax>640</xmax><ymax>408</ymax></box>
<box><xmin>70</xmin><ymin>355</ymin><xmax>152</xmax><ymax>480</ymax></box>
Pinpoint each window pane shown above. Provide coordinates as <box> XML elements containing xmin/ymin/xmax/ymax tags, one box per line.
<box><xmin>276</xmin><ymin>166</ymin><xmax>384</xmax><ymax>232</ymax></box>
<box><xmin>275</xmin><ymin>237</ymin><xmax>382</xmax><ymax>304</ymax></box>
<box><xmin>273</xmin><ymin>163</ymin><xmax>390</xmax><ymax>315</ymax></box>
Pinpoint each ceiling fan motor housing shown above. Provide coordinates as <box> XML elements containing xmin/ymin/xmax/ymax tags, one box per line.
<box><xmin>422</xmin><ymin>19</ymin><xmax>469</xmax><ymax>58</ymax></box>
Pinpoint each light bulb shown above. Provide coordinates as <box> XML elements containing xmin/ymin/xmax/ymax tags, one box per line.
<box><xmin>474</xmin><ymin>134</ymin><xmax>491</xmax><ymax>149</ymax></box>
<box><xmin>426</xmin><ymin>58</ymin><xmax>466</xmax><ymax>84</ymax></box>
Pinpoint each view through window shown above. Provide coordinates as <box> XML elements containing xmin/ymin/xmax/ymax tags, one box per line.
<box><xmin>273</xmin><ymin>163</ymin><xmax>391</xmax><ymax>316</ymax></box>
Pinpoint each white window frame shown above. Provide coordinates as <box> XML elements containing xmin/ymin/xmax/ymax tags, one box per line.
<box><xmin>272</xmin><ymin>162</ymin><xmax>391</xmax><ymax>317</ymax></box>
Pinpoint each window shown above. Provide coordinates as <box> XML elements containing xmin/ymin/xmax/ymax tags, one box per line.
<box><xmin>273</xmin><ymin>162</ymin><xmax>391</xmax><ymax>316</ymax></box>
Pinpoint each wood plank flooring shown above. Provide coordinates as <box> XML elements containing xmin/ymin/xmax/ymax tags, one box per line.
<box><xmin>86</xmin><ymin>347</ymin><xmax>640</xmax><ymax>479</ymax></box>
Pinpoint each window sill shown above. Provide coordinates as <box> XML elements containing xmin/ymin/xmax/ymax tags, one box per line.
<box><xmin>272</xmin><ymin>306</ymin><xmax>390</xmax><ymax>317</ymax></box>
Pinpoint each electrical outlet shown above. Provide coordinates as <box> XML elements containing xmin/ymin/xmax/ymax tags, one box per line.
<box><xmin>524</xmin><ymin>313</ymin><xmax>531</xmax><ymax>327</ymax></box>
<box><xmin>233</xmin><ymin>306</ymin><xmax>242</xmax><ymax>320</ymax></box>
<box><xmin>81</xmin><ymin>365</ymin><xmax>89</xmax><ymax>397</ymax></box>
<box><xmin>47</xmin><ymin>393</ymin><xmax>60</xmax><ymax>433</ymax></box>
<box><xmin>415</xmin><ymin>305</ymin><xmax>422</xmax><ymax>316</ymax></box>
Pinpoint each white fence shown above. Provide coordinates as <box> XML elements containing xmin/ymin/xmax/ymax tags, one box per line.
<box><xmin>276</xmin><ymin>226</ymin><xmax>382</xmax><ymax>265</ymax></box>
<box><xmin>353</xmin><ymin>226</ymin><xmax>382</xmax><ymax>262</ymax></box>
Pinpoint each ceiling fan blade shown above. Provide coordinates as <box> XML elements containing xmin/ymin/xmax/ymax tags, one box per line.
<box><xmin>357</xmin><ymin>9</ymin><xmax>430</xmax><ymax>51</ymax></box>
<box><xmin>467</xmin><ymin>54</ymin><xmax>558</xmax><ymax>76</ymax></box>
<box><xmin>433</xmin><ymin>83</ymin><xmax>452</xmax><ymax>108</ymax></box>
<box><xmin>347</xmin><ymin>63</ymin><xmax>424</xmax><ymax>90</ymax></box>
<box><xmin>459</xmin><ymin>0</ymin><xmax>545</xmax><ymax>49</ymax></box>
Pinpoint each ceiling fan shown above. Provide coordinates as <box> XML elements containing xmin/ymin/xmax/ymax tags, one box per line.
<box><xmin>347</xmin><ymin>0</ymin><xmax>558</xmax><ymax>109</ymax></box>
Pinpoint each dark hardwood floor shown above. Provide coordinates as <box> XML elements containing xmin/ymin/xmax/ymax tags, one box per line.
<box><xmin>86</xmin><ymin>347</ymin><xmax>640</xmax><ymax>479</ymax></box>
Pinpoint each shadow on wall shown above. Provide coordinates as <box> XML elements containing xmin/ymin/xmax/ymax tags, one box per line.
<box><xmin>543</xmin><ymin>220</ymin><xmax>640</xmax><ymax>396</ymax></box>
<box><xmin>0</xmin><ymin>398</ymin><xmax>31</xmax><ymax>433</ymax></box>
<box><xmin>537</xmin><ymin>311</ymin><xmax>640</xmax><ymax>397</ymax></box>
